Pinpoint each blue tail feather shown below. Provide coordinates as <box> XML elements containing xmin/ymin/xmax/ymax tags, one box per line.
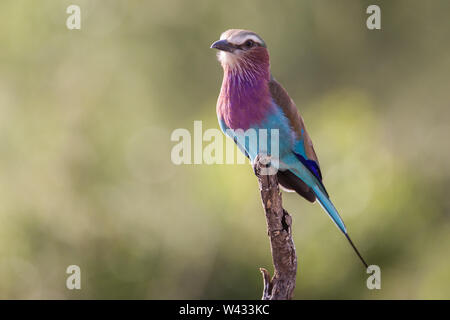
<box><xmin>312</xmin><ymin>185</ymin><xmax>347</xmax><ymax>234</ymax></box>
<box><xmin>281</xmin><ymin>158</ymin><xmax>369</xmax><ymax>268</ymax></box>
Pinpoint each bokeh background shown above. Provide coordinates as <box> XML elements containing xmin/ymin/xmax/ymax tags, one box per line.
<box><xmin>0</xmin><ymin>0</ymin><xmax>449</xmax><ymax>299</ymax></box>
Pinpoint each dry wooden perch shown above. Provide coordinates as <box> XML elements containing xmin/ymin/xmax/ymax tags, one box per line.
<box><xmin>253</xmin><ymin>154</ymin><xmax>297</xmax><ymax>300</ymax></box>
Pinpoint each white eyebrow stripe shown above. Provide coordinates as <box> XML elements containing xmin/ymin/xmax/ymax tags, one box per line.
<box><xmin>236</xmin><ymin>34</ymin><xmax>261</xmax><ymax>44</ymax></box>
<box><xmin>229</xmin><ymin>34</ymin><xmax>262</xmax><ymax>45</ymax></box>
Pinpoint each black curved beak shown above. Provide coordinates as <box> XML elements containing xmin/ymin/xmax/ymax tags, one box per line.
<box><xmin>210</xmin><ymin>39</ymin><xmax>234</xmax><ymax>53</ymax></box>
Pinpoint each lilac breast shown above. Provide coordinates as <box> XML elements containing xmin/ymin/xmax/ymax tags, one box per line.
<box><xmin>217</xmin><ymin>68</ymin><xmax>273</xmax><ymax>131</ymax></box>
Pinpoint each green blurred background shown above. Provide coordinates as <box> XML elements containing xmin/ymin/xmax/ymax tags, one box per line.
<box><xmin>0</xmin><ymin>0</ymin><xmax>449</xmax><ymax>299</ymax></box>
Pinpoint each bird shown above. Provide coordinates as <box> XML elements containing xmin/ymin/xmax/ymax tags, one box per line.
<box><xmin>211</xmin><ymin>29</ymin><xmax>368</xmax><ymax>268</ymax></box>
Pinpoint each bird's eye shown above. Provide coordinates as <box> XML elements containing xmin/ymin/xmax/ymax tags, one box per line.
<box><xmin>245</xmin><ymin>40</ymin><xmax>254</xmax><ymax>48</ymax></box>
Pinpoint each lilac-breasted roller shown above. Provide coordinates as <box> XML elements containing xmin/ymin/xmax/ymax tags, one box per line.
<box><xmin>211</xmin><ymin>29</ymin><xmax>368</xmax><ymax>268</ymax></box>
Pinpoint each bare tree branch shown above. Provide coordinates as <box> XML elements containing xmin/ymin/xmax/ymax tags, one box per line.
<box><xmin>253</xmin><ymin>155</ymin><xmax>297</xmax><ymax>300</ymax></box>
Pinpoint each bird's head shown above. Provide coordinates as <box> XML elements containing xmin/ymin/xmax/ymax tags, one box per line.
<box><xmin>211</xmin><ymin>29</ymin><xmax>269</xmax><ymax>72</ymax></box>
